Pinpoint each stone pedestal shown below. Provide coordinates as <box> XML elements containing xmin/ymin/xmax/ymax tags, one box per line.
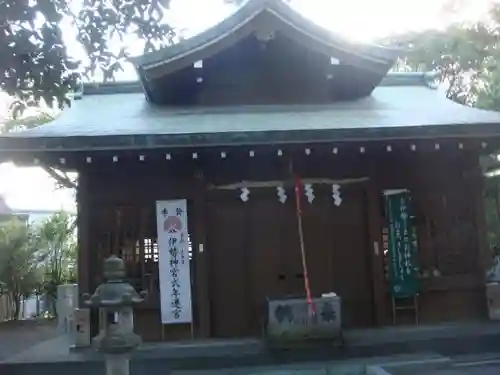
<box><xmin>82</xmin><ymin>255</ymin><xmax>147</xmax><ymax>375</ymax></box>
<box><xmin>266</xmin><ymin>294</ymin><xmax>342</xmax><ymax>342</ymax></box>
<box><xmin>105</xmin><ymin>355</ymin><xmax>130</xmax><ymax>375</ymax></box>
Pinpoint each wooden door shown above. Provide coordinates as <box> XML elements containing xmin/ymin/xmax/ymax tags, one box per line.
<box><xmin>206</xmin><ymin>182</ymin><xmax>376</xmax><ymax>337</ymax></box>
<box><xmin>245</xmin><ymin>190</ymin><xmax>298</xmax><ymax>334</ymax></box>
<box><xmin>206</xmin><ymin>191</ymin><xmax>250</xmax><ymax>338</ymax></box>
<box><xmin>206</xmin><ymin>189</ymin><xmax>297</xmax><ymax>337</ymax></box>
<box><xmin>299</xmin><ymin>182</ymin><xmax>375</xmax><ymax>328</ymax></box>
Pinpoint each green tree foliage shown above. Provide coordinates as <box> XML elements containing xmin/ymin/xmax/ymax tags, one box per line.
<box><xmin>0</xmin><ymin>219</ymin><xmax>43</xmax><ymax>320</ymax></box>
<box><xmin>37</xmin><ymin>212</ymin><xmax>76</xmax><ymax>316</ymax></box>
<box><xmin>0</xmin><ymin>214</ymin><xmax>76</xmax><ymax>319</ymax></box>
<box><xmin>1</xmin><ymin>112</ymin><xmax>55</xmax><ymax>133</ymax></box>
<box><xmin>389</xmin><ymin>3</ymin><xmax>500</xmax><ymax>255</ymax></box>
<box><xmin>75</xmin><ymin>0</ymin><xmax>175</xmax><ymax>79</ymax></box>
<box><xmin>386</xmin><ymin>4</ymin><xmax>500</xmax><ymax>108</ymax></box>
<box><xmin>0</xmin><ymin>0</ymin><xmax>79</xmax><ymax>117</ymax></box>
<box><xmin>477</xmin><ymin>67</ymin><xmax>500</xmax><ymax>111</ymax></box>
<box><xmin>1</xmin><ymin>0</ymin><xmax>174</xmax><ymax>117</ymax></box>
<box><xmin>387</xmin><ymin>5</ymin><xmax>500</xmax><ymax>259</ymax></box>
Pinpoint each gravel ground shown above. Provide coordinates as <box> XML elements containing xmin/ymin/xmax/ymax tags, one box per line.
<box><xmin>0</xmin><ymin>319</ymin><xmax>59</xmax><ymax>361</ymax></box>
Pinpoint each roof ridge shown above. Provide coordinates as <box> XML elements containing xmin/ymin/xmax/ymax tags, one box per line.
<box><xmin>380</xmin><ymin>72</ymin><xmax>438</xmax><ymax>88</ymax></box>
<box><xmin>74</xmin><ymin>72</ymin><xmax>437</xmax><ymax>97</ymax></box>
<box><xmin>74</xmin><ymin>81</ymin><xmax>143</xmax><ymax>98</ymax></box>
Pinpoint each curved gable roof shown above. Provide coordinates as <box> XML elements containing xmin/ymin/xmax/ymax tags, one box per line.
<box><xmin>130</xmin><ymin>0</ymin><xmax>400</xmax><ymax>80</ymax></box>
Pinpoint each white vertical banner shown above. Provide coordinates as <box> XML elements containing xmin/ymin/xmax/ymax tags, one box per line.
<box><xmin>156</xmin><ymin>199</ymin><xmax>193</xmax><ymax>324</ymax></box>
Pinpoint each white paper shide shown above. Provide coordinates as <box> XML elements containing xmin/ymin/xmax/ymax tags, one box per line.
<box><xmin>156</xmin><ymin>200</ymin><xmax>192</xmax><ymax>324</ymax></box>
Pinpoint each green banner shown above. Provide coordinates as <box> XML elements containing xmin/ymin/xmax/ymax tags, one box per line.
<box><xmin>384</xmin><ymin>191</ymin><xmax>419</xmax><ymax>299</ymax></box>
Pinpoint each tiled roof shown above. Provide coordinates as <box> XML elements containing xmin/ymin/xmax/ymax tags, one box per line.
<box><xmin>1</xmin><ymin>77</ymin><xmax>500</xmax><ymax>152</ymax></box>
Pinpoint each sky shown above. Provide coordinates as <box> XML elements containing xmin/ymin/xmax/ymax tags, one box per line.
<box><xmin>0</xmin><ymin>0</ymin><xmax>496</xmax><ymax>212</ymax></box>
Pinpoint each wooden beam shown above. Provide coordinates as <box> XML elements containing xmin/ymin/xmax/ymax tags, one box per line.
<box><xmin>193</xmin><ymin>170</ymin><xmax>211</xmax><ymax>338</ymax></box>
<box><xmin>366</xmin><ymin>180</ymin><xmax>390</xmax><ymax>326</ymax></box>
<box><xmin>210</xmin><ymin>177</ymin><xmax>369</xmax><ymax>190</ymax></box>
<box><xmin>76</xmin><ymin>169</ymin><xmax>90</xmax><ymax>307</ymax></box>
<box><xmin>473</xmin><ymin>153</ymin><xmax>489</xmax><ymax>279</ymax></box>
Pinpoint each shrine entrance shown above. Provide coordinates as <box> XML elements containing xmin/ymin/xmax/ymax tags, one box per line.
<box><xmin>206</xmin><ymin>180</ymin><xmax>377</xmax><ymax>338</ymax></box>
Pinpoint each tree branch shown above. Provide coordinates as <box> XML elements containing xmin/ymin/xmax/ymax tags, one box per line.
<box><xmin>42</xmin><ymin>166</ymin><xmax>77</xmax><ymax>190</ymax></box>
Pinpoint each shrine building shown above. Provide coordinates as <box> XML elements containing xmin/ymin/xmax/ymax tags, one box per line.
<box><xmin>2</xmin><ymin>0</ymin><xmax>500</xmax><ymax>341</ymax></box>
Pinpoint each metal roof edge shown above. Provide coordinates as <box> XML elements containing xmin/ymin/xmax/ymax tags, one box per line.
<box><xmin>10</xmin><ymin>209</ymin><xmax>76</xmax><ymax>216</ymax></box>
<box><xmin>380</xmin><ymin>72</ymin><xmax>438</xmax><ymax>87</ymax></box>
<box><xmin>81</xmin><ymin>81</ymin><xmax>144</xmax><ymax>96</ymax></box>
<box><xmin>73</xmin><ymin>72</ymin><xmax>432</xmax><ymax>97</ymax></box>
<box><xmin>1</xmin><ymin>124</ymin><xmax>499</xmax><ymax>154</ymax></box>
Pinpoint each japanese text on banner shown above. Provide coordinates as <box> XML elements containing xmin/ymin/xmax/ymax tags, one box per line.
<box><xmin>384</xmin><ymin>191</ymin><xmax>419</xmax><ymax>299</ymax></box>
<box><xmin>156</xmin><ymin>200</ymin><xmax>192</xmax><ymax>324</ymax></box>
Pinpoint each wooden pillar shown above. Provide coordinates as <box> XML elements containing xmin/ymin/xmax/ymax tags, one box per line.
<box><xmin>77</xmin><ymin>168</ymin><xmax>101</xmax><ymax>337</ymax></box>
<box><xmin>76</xmin><ymin>168</ymin><xmax>90</xmax><ymax>307</ymax></box>
<box><xmin>366</xmin><ymin>180</ymin><xmax>390</xmax><ymax>326</ymax></box>
<box><xmin>193</xmin><ymin>171</ymin><xmax>211</xmax><ymax>338</ymax></box>
<box><xmin>472</xmin><ymin>152</ymin><xmax>489</xmax><ymax>277</ymax></box>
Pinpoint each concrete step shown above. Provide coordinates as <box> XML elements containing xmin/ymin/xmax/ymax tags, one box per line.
<box><xmin>0</xmin><ymin>351</ymin><xmax>452</xmax><ymax>375</ymax></box>
<box><xmin>2</xmin><ymin>327</ymin><xmax>500</xmax><ymax>375</ymax></box>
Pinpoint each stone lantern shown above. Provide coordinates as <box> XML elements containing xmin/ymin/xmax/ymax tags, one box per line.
<box><xmin>83</xmin><ymin>255</ymin><xmax>147</xmax><ymax>375</ymax></box>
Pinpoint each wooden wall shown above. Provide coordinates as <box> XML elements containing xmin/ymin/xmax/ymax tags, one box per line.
<box><xmin>76</xmin><ymin>144</ymin><xmax>488</xmax><ymax>341</ymax></box>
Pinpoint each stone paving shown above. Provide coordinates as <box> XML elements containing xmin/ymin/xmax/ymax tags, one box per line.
<box><xmin>171</xmin><ymin>362</ymin><xmax>363</xmax><ymax>375</ymax></box>
<box><xmin>3</xmin><ymin>321</ymin><xmax>500</xmax><ymax>375</ymax></box>
<box><xmin>454</xmin><ymin>364</ymin><xmax>500</xmax><ymax>375</ymax></box>
<box><xmin>403</xmin><ymin>364</ymin><xmax>500</xmax><ymax>375</ymax></box>
<box><xmin>0</xmin><ymin>319</ymin><xmax>59</xmax><ymax>361</ymax></box>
